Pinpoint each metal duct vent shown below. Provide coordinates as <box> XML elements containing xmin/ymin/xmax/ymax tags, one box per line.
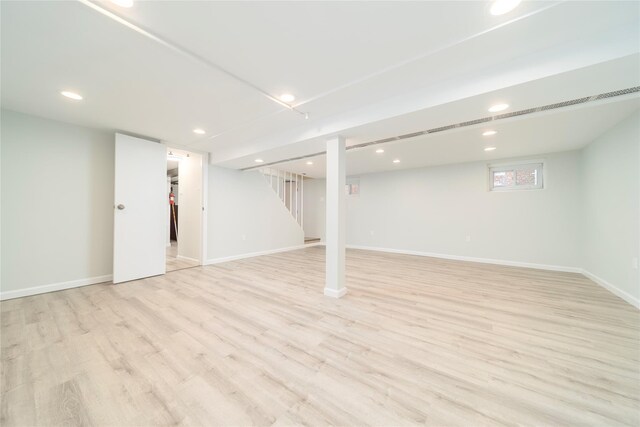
<box><xmin>241</xmin><ymin>86</ymin><xmax>639</xmax><ymax>170</ymax></box>
<box><xmin>594</xmin><ymin>87</ymin><xmax>639</xmax><ymax>100</ymax></box>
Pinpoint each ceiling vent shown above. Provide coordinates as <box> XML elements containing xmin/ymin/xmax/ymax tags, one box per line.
<box><xmin>242</xmin><ymin>86</ymin><xmax>639</xmax><ymax>170</ymax></box>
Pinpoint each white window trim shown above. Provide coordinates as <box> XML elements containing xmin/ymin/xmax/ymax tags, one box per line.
<box><xmin>489</xmin><ymin>158</ymin><xmax>545</xmax><ymax>168</ymax></box>
<box><xmin>488</xmin><ymin>159</ymin><xmax>545</xmax><ymax>192</ymax></box>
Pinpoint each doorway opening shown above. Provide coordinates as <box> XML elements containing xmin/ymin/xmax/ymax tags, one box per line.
<box><xmin>166</xmin><ymin>148</ymin><xmax>203</xmax><ymax>272</ymax></box>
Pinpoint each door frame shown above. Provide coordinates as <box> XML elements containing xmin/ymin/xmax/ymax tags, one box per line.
<box><xmin>165</xmin><ymin>143</ymin><xmax>208</xmax><ymax>266</ymax></box>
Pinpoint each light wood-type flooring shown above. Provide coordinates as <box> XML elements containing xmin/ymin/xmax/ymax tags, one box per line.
<box><xmin>1</xmin><ymin>247</ymin><xmax>639</xmax><ymax>426</ymax></box>
<box><xmin>166</xmin><ymin>241</ymin><xmax>199</xmax><ymax>273</ymax></box>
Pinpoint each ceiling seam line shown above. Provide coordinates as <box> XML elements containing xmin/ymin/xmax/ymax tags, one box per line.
<box><xmin>85</xmin><ymin>0</ymin><xmax>564</xmax><ymax>146</ymax></box>
<box><xmin>291</xmin><ymin>1</ymin><xmax>566</xmax><ymax>109</ymax></box>
<box><xmin>195</xmin><ymin>1</ymin><xmax>567</xmax><ymax>146</ymax></box>
<box><xmin>77</xmin><ymin>0</ymin><xmax>307</xmax><ymax>117</ymax></box>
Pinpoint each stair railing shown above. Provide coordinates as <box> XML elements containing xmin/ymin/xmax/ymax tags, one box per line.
<box><xmin>258</xmin><ymin>167</ymin><xmax>304</xmax><ymax>228</ymax></box>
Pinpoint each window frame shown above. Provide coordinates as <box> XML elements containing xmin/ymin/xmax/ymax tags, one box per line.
<box><xmin>488</xmin><ymin>159</ymin><xmax>545</xmax><ymax>192</ymax></box>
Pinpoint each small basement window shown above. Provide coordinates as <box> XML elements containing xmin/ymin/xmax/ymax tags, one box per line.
<box><xmin>489</xmin><ymin>162</ymin><xmax>543</xmax><ymax>191</ymax></box>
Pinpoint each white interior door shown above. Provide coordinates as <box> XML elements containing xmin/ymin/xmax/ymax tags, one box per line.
<box><xmin>113</xmin><ymin>133</ymin><xmax>166</xmax><ymax>283</ymax></box>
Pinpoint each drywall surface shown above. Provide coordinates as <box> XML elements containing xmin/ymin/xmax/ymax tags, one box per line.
<box><xmin>305</xmin><ymin>150</ymin><xmax>583</xmax><ymax>268</ymax></box>
<box><xmin>303</xmin><ymin>178</ymin><xmax>326</xmax><ymax>240</ymax></box>
<box><xmin>1</xmin><ymin>109</ymin><xmax>114</xmax><ymax>295</ymax></box>
<box><xmin>582</xmin><ymin>111</ymin><xmax>639</xmax><ymax>304</ymax></box>
<box><xmin>207</xmin><ymin>167</ymin><xmax>304</xmax><ymax>261</ymax></box>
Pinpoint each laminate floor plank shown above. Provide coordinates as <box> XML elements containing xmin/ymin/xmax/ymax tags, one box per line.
<box><xmin>1</xmin><ymin>247</ymin><xmax>638</xmax><ymax>426</ymax></box>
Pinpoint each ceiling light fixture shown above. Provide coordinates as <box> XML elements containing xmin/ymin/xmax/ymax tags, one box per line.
<box><xmin>254</xmin><ymin>159</ymin><xmax>264</xmax><ymax>163</ymax></box>
<box><xmin>484</xmin><ymin>147</ymin><xmax>497</xmax><ymax>152</ymax></box>
<box><xmin>393</xmin><ymin>159</ymin><xmax>401</xmax><ymax>163</ymax></box>
<box><xmin>306</xmin><ymin>161</ymin><xmax>313</xmax><ymax>165</ymax></box>
<box><xmin>279</xmin><ymin>93</ymin><xmax>295</xmax><ymax>103</ymax></box>
<box><xmin>110</xmin><ymin>0</ymin><xmax>134</xmax><ymax>7</ymax></box>
<box><xmin>193</xmin><ymin>128</ymin><xmax>206</xmax><ymax>135</ymax></box>
<box><xmin>60</xmin><ymin>91</ymin><xmax>83</xmax><ymax>101</ymax></box>
<box><xmin>482</xmin><ymin>130</ymin><xmax>497</xmax><ymax>136</ymax></box>
<box><xmin>490</xmin><ymin>0</ymin><xmax>521</xmax><ymax>16</ymax></box>
<box><xmin>376</xmin><ymin>149</ymin><xmax>385</xmax><ymax>153</ymax></box>
<box><xmin>488</xmin><ymin>103</ymin><xmax>509</xmax><ymax>113</ymax></box>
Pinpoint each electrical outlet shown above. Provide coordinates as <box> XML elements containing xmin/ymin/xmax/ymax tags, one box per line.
<box><xmin>242</xmin><ymin>234</ymin><xmax>247</xmax><ymax>241</ymax></box>
<box><xmin>632</xmin><ymin>257</ymin><xmax>638</xmax><ymax>270</ymax></box>
<box><xmin>466</xmin><ymin>235</ymin><xmax>471</xmax><ymax>242</ymax></box>
<box><xmin>370</xmin><ymin>230</ymin><xmax>375</xmax><ymax>236</ymax></box>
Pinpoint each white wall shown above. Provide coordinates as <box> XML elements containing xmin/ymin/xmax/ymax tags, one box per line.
<box><xmin>177</xmin><ymin>153</ymin><xmax>203</xmax><ymax>261</ymax></box>
<box><xmin>1</xmin><ymin>110</ymin><xmax>114</xmax><ymax>297</ymax></box>
<box><xmin>2</xmin><ymin>108</ymin><xmax>635</xmax><ymax>306</ymax></box>
<box><xmin>304</xmin><ymin>151</ymin><xmax>583</xmax><ymax>268</ymax></box>
<box><xmin>0</xmin><ymin>110</ymin><xmax>306</xmax><ymax>298</ymax></box>
<box><xmin>582</xmin><ymin>111</ymin><xmax>639</xmax><ymax>305</ymax></box>
<box><xmin>207</xmin><ymin>166</ymin><xmax>304</xmax><ymax>262</ymax></box>
<box><xmin>303</xmin><ymin>178</ymin><xmax>325</xmax><ymax>239</ymax></box>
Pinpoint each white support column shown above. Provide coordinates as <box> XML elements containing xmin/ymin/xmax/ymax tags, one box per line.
<box><xmin>325</xmin><ymin>135</ymin><xmax>347</xmax><ymax>298</ymax></box>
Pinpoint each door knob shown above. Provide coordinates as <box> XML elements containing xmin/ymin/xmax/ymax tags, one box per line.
<box><xmin>117</xmin><ymin>204</ymin><xmax>125</xmax><ymax>210</ymax></box>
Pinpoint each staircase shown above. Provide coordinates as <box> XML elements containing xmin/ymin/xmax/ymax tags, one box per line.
<box><xmin>258</xmin><ymin>167</ymin><xmax>304</xmax><ymax>228</ymax></box>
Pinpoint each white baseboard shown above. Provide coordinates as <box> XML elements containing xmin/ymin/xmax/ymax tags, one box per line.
<box><xmin>581</xmin><ymin>270</ymin><xmax>639</xmax><ymax>309</ymax></box>
<box><xmin>346</xmin><ymin>244</ymin><xmax>638</xmax><ymax>310</ymax></box>
<box><xmin>177</xmin><ymin>255</ymin><xmax>200</xmax><ymax>263</ymax></box>
<box><xmin>346</xmin><ymin>244</ymin><xmax>583</xmax><ymax>273</ymax></box>
<box><xmin>0</xmin><ymin>274</ymin><xmax>113</xmax><ymax>301</ymax></box>
<box><xmin>324</xmin><ymin>287</ymin><xmax>348</xmax><ymax>298</ymax></box>
<box><xmin>205</xmin><ymin>242</ymin><xmax>321</xmax><ymax>265</ymax></box>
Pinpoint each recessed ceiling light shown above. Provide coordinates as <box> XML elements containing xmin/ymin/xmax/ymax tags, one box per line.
<box><xmin>279</xmin><ymin>93</ymin><xmax>295</xmax><ymax>103</ymax></box>
<box><xmin>193</xmin><ymin>128</ymin><xmax>205</xmax><ymax>135</ymax></box>
<box><xmin>484</xmin><ymin>147</ymin><xmax>497</xmax><ymax>152</ymax></box>
<box><xmin>306</xmin><ymin>161</ymin><xmax>313</xmax><ymax>165</ymax></box>
<box><xmin>488</xmin><ymin>103</ymin><xmax>509</xmax><ymax>113</ymax></box>
<box><xmin>482</xmin><ymin>130</ymin><xmax>497</xmax><ymax>136</ymax></box>
<box><xmin>111</xmin><ymin>0</ymin><xmax>134</xmax><ymax>7</ymax></box>
<box><xmin>393</xmin><ymin>159</ymin><xmax>401</xmax><ymax>163</ymax></box>
<box><xmin>490</xmin><ymin>0</ymin><xmax>521</xmax><ymax>16</ymax></box>
<box><xmin>376</xmin><ymin>149</ymin><xmax>385</xmax><ymax>153</ymax></box>
<box><xmin>254</xmin><ymin>159</ymin><xmax>264</xmax><ymax>163</ymax></box>
<box><xmin>60</xmin><ymin>91</ymin><xmax>83</xmax><ymax>101</ymax></box>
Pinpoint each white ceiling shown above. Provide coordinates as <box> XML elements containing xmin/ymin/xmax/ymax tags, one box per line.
<box><xmin>273</xmin><ymin>97</ymin><xmax>640</xmax><ymax>178</ymax></box>
<box><xmin>222</xmin><ymin>54</ymin><xmax>640</xmax><ymax>170</ymax></box>
<box><xmin>2</xmin><ymin>0</ymin><xmax>639</xmax><ymax>175</ymax></box>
